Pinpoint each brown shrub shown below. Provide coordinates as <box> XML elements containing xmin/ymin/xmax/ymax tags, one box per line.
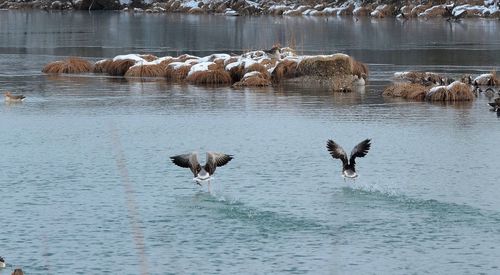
<box><xmin>107</xmin><ymin>59</ymin><xmax>136</xmax><ymax>76</ymax></box>
<box><xmin>395</xmin><ymin>71</ymin><xmax>444</xmax><ymax>85</ymax></box>
<box><xmin>226</xmin><ymin>62</ymin><xmax>245</xmax><ymax>82</ymax></box>
<box><xmin>446</xmin><ymin>81</ymin><xmax>475</xmax><ymax>101</ymax></box>
<box><xmin>186</xmin><ymin>69</ymin><xmax>232</xmax><ymax>85</ymax></box>
<box><xmin>42</xmin><ymin>57</ymin><xmax>94</xmax><ymax>74</ymax></box>
<box><xmin>244</xmin><ymin>63</ymin><xmax>270</xmax><ymax>80</ymax></box>
<box><xmin>297</xmin><ymin>54</ymin><xmax>353</xmax><ymax>77</ymax></box>
<box><xmin>93</xmin><ymin>59</ymin><xmax>113</xmax><ymax>74</ymax></box>
<box><xmin>382</xmin><ymin>83</ymin><xmax>428</xmax><ymax>99</ymax></box>
<box><xmin>233</xmin><ymin>72</ymin><xmax>272</xmax><ymax>87</ymax></box>
<box><xmin>158</xmin><ymin>57</ymin><xmax>174</xmax><ymax>67</ymax></box>
<box><xmin>271</xmin><ymin>59</ymin><xmax>298</xmax><ymax>82</ymax></box>
<box><xmin>165</xmin><ymin>63</ymin><xmax>192</xmax><ymax>80</ymax></box>
<box><xmin>124</xmin><ymin>64</ymin><xmax>166</xmax><ymax>78</ymax></box>
<box><xmin>425</xmin><ymin>82</ymin><xmax>474</xmax><ymax>101</ymax></box>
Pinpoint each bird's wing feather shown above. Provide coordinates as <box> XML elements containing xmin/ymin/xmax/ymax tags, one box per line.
<box><xmin>170</xmin><ymin>153</ymin><xmax>200</xmax><ymax>176</ymax></box>
<box><xmin>326</xmin><ymin>140</ymin><xmax>348</xmax><ymax>166</ymax></box>
<box><xmin>349</xmin><ymin>139</ymin><xmax>371</xmax><ymax>164</ymax></box>
<box><xmin>205</xmin><ymin>152</ymin><xmax>233</xmax><ymax>175</ymax></box>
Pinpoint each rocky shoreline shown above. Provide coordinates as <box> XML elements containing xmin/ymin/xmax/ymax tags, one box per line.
<box><xmin>1</xmin><ymin>0</ymin><xmax>499</xmax><ymax>19</ymax></box>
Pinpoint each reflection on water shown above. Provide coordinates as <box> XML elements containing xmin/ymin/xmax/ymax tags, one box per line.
<box><xmin>0</xmin><ymin>11</ymin><xmax>500</xmax><ymax>275</ymax></box>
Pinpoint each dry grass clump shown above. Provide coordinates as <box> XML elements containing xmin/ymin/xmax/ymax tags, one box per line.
<box><xmin>124</xmin><ymin>64</ymin><xmax>166</xmax><ymax>78</ymax></box>
<box><xmin>352</xmin><ymin>60</ymin><xmax>369</xmax><ymax>80</ymax></box>
<box><xmin>382</xmin><ymin>83</ymin><xmax>428</xmax><ymax>99</ymax></box>
<box><xmin>271</xmin><ymin>59</ymin><xmax>298</xmax><ymax>82</ymax></box>
<box><xmin>158</xmin><ymin>57</ymin><xmax>174</xmax><ymax>67</ymax></box>
<box><xmin>186</xmin><ymin>69</ymin><xmax>232</xmax><ymax>85</ymax></box>
<box><xmin>165</xmin><ymin>62</ymin><xmax>192</xmax><ymax>80</ymax></box>
<box><xmin>106</xmin><ymin>59</ymin><xmax>137</xmax><ymax>76</ymax></box>
<box><xmin>425</xmin><ymin>81</ymin><xmax>474</xmax><ymax>101</ymax></box>
<box><xmin>244</xmin><ymin>63</ymin><xmax>270</xmax><ymax>80</ymax></box>
<box><xmin>226</xmin><ymin>62</ymin><xmax>245</xmax><ymax>82</ymax></box>
<box><xmin>42</xmin><ymin>57</ymin><xmax>94</xmax><ymax>74</ymax></box>
<box><xmin>233</xmin><ymin>72</ymin><xmax>272</xmax><ymax>87</ymax></box>
<box><xmin>297</xmin><ymin>54</ymin><xmax>353</xmax><ymax>77</ymax></box>
<box><xmin>395</xmin><ymin>71</ymin><xmax>444</xmax><ymax>85</ymax></box>
<box><xmin>93</xmin><ymin>59</ymin><xmax>113</xmax><ymax>74</ymax></box>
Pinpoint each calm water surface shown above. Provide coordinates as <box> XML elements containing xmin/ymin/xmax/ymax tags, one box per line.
<box><xmin>1</xmin><ymin>11</ymin><xmax>500</xmax><ymax>274</ymax></box>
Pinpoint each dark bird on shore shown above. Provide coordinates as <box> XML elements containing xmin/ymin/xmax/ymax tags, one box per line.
<box><xmin>170</xmin><ymin>152</ymin><xmax>233</xmax><ymax>191</ymax></box>
<box><xmin>327</xmin><ymin>138</ymin><xmax>371</xmax><ymax>178</ymax></box>
<box><xmin>4</xmin><ymin>91</ymin><xmax>25</xmax><ymax>102</ymax></box>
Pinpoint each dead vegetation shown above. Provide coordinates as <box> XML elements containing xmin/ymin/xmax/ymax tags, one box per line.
<box><xmin>233</xmin><ymin>72</ymin><xmax>272</xmax><ymax>87</ymax></box>
<box><xmin>186</xmin><ymin>69</ymin><xmax>232</xmax><ymax>85</ymax></box>
<box><xmin>124</xmin><ymin>64</ymin><xmax>166</xmax><ymax>78</ymax></box>
<box><xmin>42</xmin><ymin>57</ymin><xmax>94</xmax><ymax>74</ymax></box>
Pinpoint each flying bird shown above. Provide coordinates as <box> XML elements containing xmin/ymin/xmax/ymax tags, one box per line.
<box><xmin>170</xmin><ymin>152</ymin><xmax>233</xmax><ymax>191</ymax></box>
<box><xmin>326</xmin><ymin>138</ymin><xmax>371</xmax><ymax>178</ymax></box>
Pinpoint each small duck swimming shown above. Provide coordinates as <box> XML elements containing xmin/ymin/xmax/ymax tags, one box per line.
<box><xmin>327</xmin><ymin>138</ymin><xmax>371</xmax><ymax>178</ymax></box>
<box><xmin>170</xmin><ymin>151</ymin><xmax>233</xmax><ymax>191</ymax></box>
<box><xmin>4</xmin><ymin>91</ymin><xmax>25</xmax><ymax>102</ymax></box>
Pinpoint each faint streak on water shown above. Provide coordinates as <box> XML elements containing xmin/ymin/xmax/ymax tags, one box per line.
<box><xmin>110</xmin><ymin>126</ymin><xmax>149</xmax><ymax>275</ymax></box>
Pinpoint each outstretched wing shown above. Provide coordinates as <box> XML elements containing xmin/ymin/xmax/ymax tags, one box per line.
<box><xmin>205</xmin><ymin>152</ymin><xmax>233</xmax><ymax>175</ymax></box>
<box><xmin>170</xmin><ymin>152</ymin><xmax>201</xmax><ymax>177</ymax></box>
<box><xmin>349</xmin><ymin>139</ymin><xmax>371</xmax><ymax>164</ymax></box>
<box><xmin>326</xmin><ymin>139</ymin><xmax>348</xmax><ymax>167</ymax></box>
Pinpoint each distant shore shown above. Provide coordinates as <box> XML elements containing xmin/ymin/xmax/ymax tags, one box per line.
<box><xmin>1</xmin><ymin>0</ymin><xmax>499</xmax><ymax>19</ymax></box>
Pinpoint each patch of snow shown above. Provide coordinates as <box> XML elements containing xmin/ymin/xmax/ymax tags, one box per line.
<box><xmin>245</xmin><ymin>0</ymin><xmax>259</xmax><ymax>8</ymax></box>
<box><xmin>198</xmin><ymin>53</ymin><xmax>231</xmax><ymax>63</ymax></box>
<box><xmin>113</xmin><ymin>54</ymin><xmax>146</xmax><ymax>62</ymax></box>
<box><xmin>474</xmin><ymin>73</ymin><xmax>493</xmax><ymax>85</ymax></box>
<box><xmin>242</xmin><ymin>71</ymin><xmax>261</xmax><ymax>79</ymax></box>
<box><xmin>268</xmin><ymin>4</ymin><xmax>288</xmax><ymax>11</ymax></box>
<box><xmin>225</xmin><ymin>61</ymin><xmax>242</xmax><ymax>71</ymax></box>
<box><xmin>225</xmin><ymin>9</ymin><xmax>239</xmax><ymax>16</ymax></box>
<box><xmin>181</xmin><ymin>0</ymin><xmax>199</xmax><ymax>8</ymax></box>
<box><xmin>188</xmin><ymin>61</ymin><xmax>215</xmax><ymax>76</ymax></box>
<box><xmin>428</xmin><ymin>85</ymin><xmax>446</xmax><ymax>94</ymax></box>
<box><xmin>242</xmin><ymin>58</ymin><xmax>258</xmax><ymax>69</ymax></box>
<box><xmin>453</xmin><ymin>4</ymin><xmax>493</xmax><ymax>16</ymax></box>
<box><xmin>168</xmin><ymin>62</ymin><xmax>190</xmax><ymax>70</ymax></box>
<box><xmin>96</xmin><ymin>59</ymin><xmax>109</xmax><ymax>64</ymax></box>
<box><xmin>129</xmin><ymin>60</ymin><xmax>157</xmax><ymax>68</ymax></box>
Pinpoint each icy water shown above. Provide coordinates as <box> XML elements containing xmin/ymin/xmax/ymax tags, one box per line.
<box><xmin>1</xmin><ymin>11</ymin><xmax>500</xmax><ymax>274</ymax></box>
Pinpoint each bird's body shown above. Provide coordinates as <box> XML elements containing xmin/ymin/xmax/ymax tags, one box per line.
<box><xmin>0</xmin><ymin>256</ymin><xmax>5</xmax><ymax>268</ymax></box>
<box><xmin>170</xmin><ymin>152</ymin><xmax>233</xmax><ymax>191</ymax></box>
<box><xmin>4</xmin><ymin>91</ymin><xmax>25</xmax><ymax>102</ymax></box>
<box><xmin>326</xmin><ymin>138</ymin><xmax>371</xmax><ymax>178</ymax></box>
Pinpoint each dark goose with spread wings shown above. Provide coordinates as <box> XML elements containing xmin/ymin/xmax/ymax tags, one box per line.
<box><xmin>326</xmin><ymin>139</ymin><xmax>371</xmax><ymax>178</ymax></box>
<box><xmin>170</xmin><ymin>152</ymin><xmax>233</xmax><ymax>183</ymax></box>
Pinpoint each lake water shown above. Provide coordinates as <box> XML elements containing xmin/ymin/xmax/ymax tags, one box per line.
<box><xmin>1</xmin><ymin>11</ymin><xmax>500</xmax><ymax>274</ymax></box>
